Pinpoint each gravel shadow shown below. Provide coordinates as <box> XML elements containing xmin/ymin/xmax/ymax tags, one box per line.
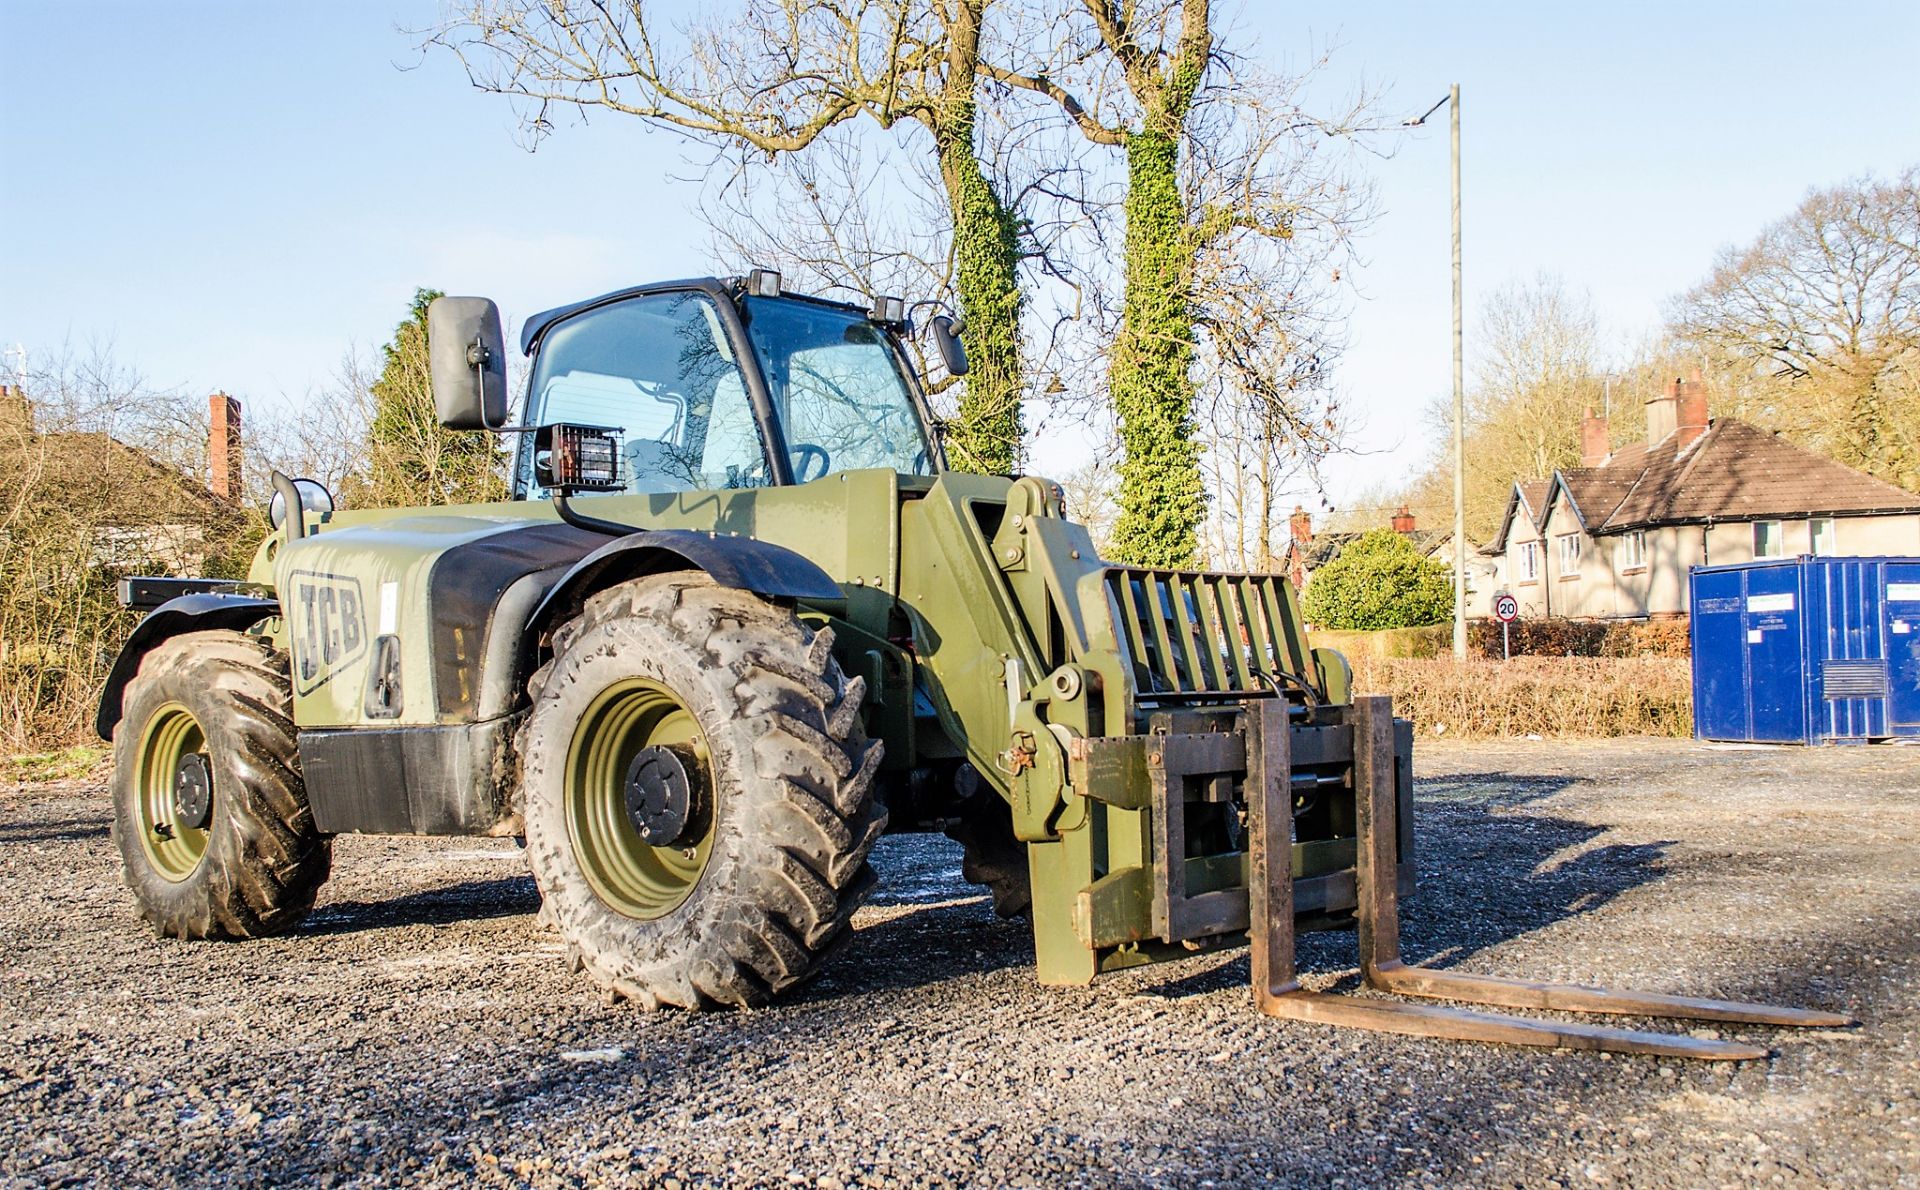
<box><xmin>0</xmin><ymin>816</ymin><xmax>109</xmax><ymax>844</ymax></box>
<box><xmin>297</xmin><ymin>875</ymin><xmax>542</xmax><ymax>934</ymax></box>
<box><xmin>1136</xmin><ymin>789</ymin><xmax>1676</xmax><ymax>1002</ymax></box>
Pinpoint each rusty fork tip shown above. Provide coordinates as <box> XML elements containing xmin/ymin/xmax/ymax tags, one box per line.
<box><xmin>1761</xmin><ymin>1009</ymin><xmax>1857</xmax><ymax>1028</ymax></box>
<box><xmin>1709</xmin><ymin>1043</ymin><xmax>1773</xmax><ymax>1062</ymax></box>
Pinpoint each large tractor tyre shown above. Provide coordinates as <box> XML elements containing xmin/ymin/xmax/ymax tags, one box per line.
<box><xmin>109</xmin><ymin>631</ymin><xmax>331</xmax><ymax>940</ymax></box>
<box><xmin>519</xmin><ymin>573</ymin><xmax>886</xmax><ymax>1009</ymax></box>
<box><xmin>944</xmin><ymin>790</ymin><xmax>1032</xmax><ymax>918</ymax></box>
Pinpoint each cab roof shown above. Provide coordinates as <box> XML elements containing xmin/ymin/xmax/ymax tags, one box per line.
<box><xmin>518</xmin><ymin>277</ymin><xmax>875</xmax><ymax>355</ymax></box>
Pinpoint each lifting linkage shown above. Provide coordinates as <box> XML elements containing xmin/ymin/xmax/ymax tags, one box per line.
<box><xmin>1243</xmin><ymin>696</ymin><xmax>1856</xmax><ymax>1060</ymax></box>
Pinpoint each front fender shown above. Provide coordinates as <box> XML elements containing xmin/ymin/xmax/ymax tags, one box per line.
<box><xmin>96</xmin><ymin>593</ymin><xmax>281</xmax><ymax>740</ymax></box>
<box><xmin>528</xmin><ymin>528</ymin><xmax>843</xmax><ymax>638</ymax></box>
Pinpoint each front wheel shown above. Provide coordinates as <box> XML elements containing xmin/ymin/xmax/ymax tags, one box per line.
<box><xmin>944</xmin><ymin>788</ymin><xmax>1032</xmax><ymax>918</ymax></box>
<box><xmin>518</xmin><ymin>573</ymin><xmax>885</xmax><ymax>1008</ymax></box>
<box><xmin>109</xmin><ymin>631</ymin><xmax>331</xmax><ymax>939</ymax></box>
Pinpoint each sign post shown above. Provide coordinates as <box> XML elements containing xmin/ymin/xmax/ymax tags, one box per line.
<box><xmin>1493</xmin><ymin>592</ymin><xmax>1519</xmax><ymax>661</ymax></box>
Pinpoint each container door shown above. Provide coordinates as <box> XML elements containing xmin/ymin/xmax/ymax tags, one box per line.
<box><xmin>1741</xmin><ymin>564</ymin><xmax>1807</xmax><ymax>743</ymax></box>
<box><xmin>1887</xmin><ymin>562</ymin><xmax>1920</xmax><ymax>730</ymax></box>
<box><xmin>1690</xmin><ymin>569</ymin><xmax>1750</xmax><ymax>740</ymax></box>
<box><xmin>1814</xmin><ymin>557</ymin><xmax>1888</xmax><ymax>739</ymax></box>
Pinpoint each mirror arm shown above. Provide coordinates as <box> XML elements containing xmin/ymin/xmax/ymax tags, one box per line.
<box><xmin>464</xmin><ymin>336</ymin><xmax>546</xmax><ymax>434</ymax></box>
<box><xmin>270</xmin><ymin>470</ymin><xmax>306</xmax><ymax>541</ymax></box>
<box><xmin>472</xmin><ymin>338</ymin><xmax>505</xmax><ymax>433</ymax></box>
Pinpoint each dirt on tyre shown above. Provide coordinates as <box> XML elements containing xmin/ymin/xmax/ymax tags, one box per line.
<box><xmin>110</xmin><ymin>630</ymin><xmax>331</xmax><ymax>939</ymax></box>
<box><xmin>519</xmin><ymin>572</ymin><xmax>885</xmax><ymax>1009</ymax></box>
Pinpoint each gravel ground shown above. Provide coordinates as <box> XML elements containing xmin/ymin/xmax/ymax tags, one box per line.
<box><xmin>2</xmin><ymin>738</ymin><xmax>1916</xmax><ymax>1188</ymax></box>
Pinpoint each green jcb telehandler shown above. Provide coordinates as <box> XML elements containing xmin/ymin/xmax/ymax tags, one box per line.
<box><xmin>99</xmin><ymin>273</ymin><xmax>1847</xmax><ymax>1058</ymax></box>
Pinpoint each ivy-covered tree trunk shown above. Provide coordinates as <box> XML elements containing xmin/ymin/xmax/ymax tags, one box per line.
<box><xmin>932</xmin><ymin>6</ymin><xmax>1023</xmax><ymax>477</ymax></box>
<box><xmin>935</xmin><ymin>141</ymin><xmax>1024</xmax><ymax>476</ymax></box>
<box><xmin>1109</xmin><ymin>122</ymin><xmax>1206</xmax><ymax>568</ymax></box>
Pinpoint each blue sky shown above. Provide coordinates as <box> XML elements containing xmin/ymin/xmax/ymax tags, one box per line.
<box><xmin>3</xmin><ymin>2</ymin><xmax>1916</xmax><ymax>511</ymax></box>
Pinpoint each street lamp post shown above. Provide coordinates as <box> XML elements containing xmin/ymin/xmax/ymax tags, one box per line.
<box><xmin>1408</xmin><ymin>85</ymin><xmax>1467</xmax><ymax>661</ymax></box>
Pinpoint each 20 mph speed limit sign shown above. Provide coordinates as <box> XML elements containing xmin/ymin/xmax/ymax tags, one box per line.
<box><xmin>1493</xmin><ymin>593</ymin><xmax>1520</xmax><ymax>623</ymax></box>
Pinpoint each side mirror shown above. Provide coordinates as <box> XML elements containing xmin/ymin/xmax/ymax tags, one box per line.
<box><xmin>268</xmin><ymin>472</ymin><xmax>333</xmax><ymax>540</ymax></box>
<box><xmin>929</xmin><ymin>314</ymin><xmax>969</xmax><ymax>377</ymax></box>
<box><xmin>428</xmin><ymin>296</ymin><xmax>509</xmax><ymax>430</ymax></box>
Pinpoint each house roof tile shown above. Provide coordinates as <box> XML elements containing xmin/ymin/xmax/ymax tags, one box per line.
<box><xmin>1554</xmin><ymin>466</ymin><xmax>1639</xmax><ymax>529</ymax></box>
<box><xmin>1599</xmin><ymin>419</ymin><xmax>1920</xmax><ymax>530</ymax></box>
<box><xmin>1489</xmin><ymin>416</ymin><xmax>1920</xmax><ymax>549</ymax></box>
<box><xmin>1487</xmin><ymin>480</ymin><xmax>1552</xmax><ymax>552</ymax></box>
<box><xmin>1516</xmin><ymin>480</ymin><xmax>1550</xmax><ymax>525</ymax></box>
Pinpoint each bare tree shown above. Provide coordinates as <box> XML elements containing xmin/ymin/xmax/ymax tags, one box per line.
<box><xmin>1398</xmin><ymin>275</ymin><xmax>1609</xmax><ymax>541</ymax></box>
<box><xmin>975</xmin><ymin>2</ymin><xmax>1379</xmax><ymax>565</ymax></box>
<box><xmin>0</xmin><ymin>344</ymin><xmax>259</xmax><ymax>748</ymax></box>
<box><xmin>426</xmin><ymin>0</ymin><xmax>1032</xmax><ymax>474</ymax></box>
<box><xmin>695</xmin><ymin>63</ymin><xmax>1108</xmax><ymax>468</ymax></box>
<box><xmin>1671</xmin><ymin>166</ymin><xmax>1920</xmax><ymax>489</ymax></box>
<box><xmin>246</xmin><ymin>352</ymin><xmax>375</xmax><ymax>499</ymax></box>
<box><xmin>1186</xmin><ymin>60</ymin><xmax>1371</xmax><ymax>568</ymax></box>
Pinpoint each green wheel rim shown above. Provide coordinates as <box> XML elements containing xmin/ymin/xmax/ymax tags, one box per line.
<box><xmin>564</xmin><ymin>679</ymin><xmax>716</xmax><ymax>920</ymax></box>
<box><xmin>135</xmin><ymin>701</ymin><xmax>211</xmax><ymax>881</ymax></box>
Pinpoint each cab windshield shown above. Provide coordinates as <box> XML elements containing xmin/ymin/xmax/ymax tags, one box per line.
<box><xmin>741</xmin><ymin>296</ymin><xmax>933</xmax><ymax>481</ymax></box>
<box><xmin>521</xmin><ymin>290</ymin><xmax>932</xmax><ymax>498</ymax></box>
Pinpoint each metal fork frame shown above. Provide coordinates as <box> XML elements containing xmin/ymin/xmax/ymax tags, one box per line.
<box><xmin>1247</xmin><ymin>695</ymin><xmax>1854</xmax><ymax>1060</ymax></box>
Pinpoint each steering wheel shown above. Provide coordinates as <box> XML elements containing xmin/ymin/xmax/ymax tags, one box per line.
<box><xmin>790</xmin><ymin>444</ymin><xmax>831</xmax><ymax>482</ymax></box>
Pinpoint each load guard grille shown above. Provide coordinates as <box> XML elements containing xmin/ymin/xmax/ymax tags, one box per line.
<box><xmin>1104</xmin><ymin>567</ymin><xmax>1308</xmax><ymax>703</ymax></box>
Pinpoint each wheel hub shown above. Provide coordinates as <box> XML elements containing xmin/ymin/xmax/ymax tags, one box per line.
<box><xmin>171</xmin><ymin>753</ymin><xmax>213</xmax><ymax>831</ymax></box>
<box><xmin>622</xmin><ymin>744</ymin><xmax>703</xmax><ymax>847</ymax></box>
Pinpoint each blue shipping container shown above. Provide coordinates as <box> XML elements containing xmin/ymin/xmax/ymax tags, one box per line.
<box><xmin>1690</xmin><ymin>556</ymin><xmax>1920</xmax><ymax>744</ymax></box>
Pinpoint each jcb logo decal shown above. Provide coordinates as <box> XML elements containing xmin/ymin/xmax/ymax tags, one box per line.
<box><xmin>290</xmin><ymin>571</ymin><xmax>367</xmax><ymax>694</ymax></box>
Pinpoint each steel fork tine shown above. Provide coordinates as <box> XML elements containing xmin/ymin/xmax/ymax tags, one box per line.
<box><xmin>1246</xmin><ymin>694</ymin><xmax>1851</xmax><ymax>1059</ymax></box>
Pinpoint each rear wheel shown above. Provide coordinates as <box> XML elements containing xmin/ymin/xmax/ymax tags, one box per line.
<box><xmin>519</xmin><ymin>573</ymin><xmax>885</xmax><ymax>1008</ymax></box>
<box><xmin>110</xmin><ymin>631</ymin><xmax>330</xmax><ymax>939</ymax></box>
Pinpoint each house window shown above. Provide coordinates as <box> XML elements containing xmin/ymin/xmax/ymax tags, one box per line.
<box><xmin>1810</xmin><ymin>517</ymin><xmax>1836</xmax><ymax>556</ymax></box>
<box><xmin>1754</xmin><ymin>520</ymin><xmax>1784</xmax><ymax>558</ymax></box>
<box><xmin>1518</xmin><ymin>541</ymin><xmax>1539</xmax><ymax>582</ymax></box>
<box><xmin>1556</xmin><ymin>533</ymin><xmax>1582</xmax><ymax>578</ymax></box>
<box><xmin>1618</xmin><ymin>530</ymin><xmax>1646</xmax><ymax>570</ymax></box>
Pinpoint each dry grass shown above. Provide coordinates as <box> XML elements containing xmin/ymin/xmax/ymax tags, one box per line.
<box><xmin>0</xmin><ymin>744</ymin><xmax>110</xmax><ymax>784</ymax></box>
<box><xmin>1350</xmin><ymin>656</ymin><xmax>1693</xmax><ymax>739</ymax></box>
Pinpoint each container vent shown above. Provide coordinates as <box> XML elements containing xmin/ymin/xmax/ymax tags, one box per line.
<box><xmin>1821</xmin><ymin>659</ymin><xmax>1889</xmax><ymax>700</ymax></box>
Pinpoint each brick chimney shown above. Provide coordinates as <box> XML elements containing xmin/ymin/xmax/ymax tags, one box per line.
<box><xmin>1391</xmin><ymin>505</ymin><xmax>1416</xmax><ymax>534</ymax></box>
<box><xmin>208</xmin><ymin>392</ymin><xmax>242</xmax><ymax>501</ymax></box>
<box><xmin>1645</xmin><ymin>377</ymin><xmax>1681</xmax><ymax>447</ymax></box>
<box><xmin>1675</xmin><ymin>368</ymin><xmax>1709</xmax><ymax>450</ymax></box>
<box><xmin>1289</xmin><ymin>505</ymin><xmax>1313</xmax><ymax>548</ymax></box>
<box><xmin>1580</xmin><ymin>406</ymin><xmax>1610</xmax><ymax>467</ymax></box>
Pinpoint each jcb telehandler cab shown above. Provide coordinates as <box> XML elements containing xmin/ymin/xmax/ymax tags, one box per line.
<box><xmin>100</xmin><ymin>275</ymin><xmax>1846</xmax><ymax>1056</ymax></box>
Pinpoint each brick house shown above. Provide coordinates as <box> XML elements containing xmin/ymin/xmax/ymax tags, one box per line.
<box><xmin>0</xmin><ymin>386</ymin><xmax>250</xmax><ymax>575</ymax></box>
<box><xmin>1488</xmin><ymin>374</ymin><xmax>1920</xmax><ymax>620</ymax></box>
